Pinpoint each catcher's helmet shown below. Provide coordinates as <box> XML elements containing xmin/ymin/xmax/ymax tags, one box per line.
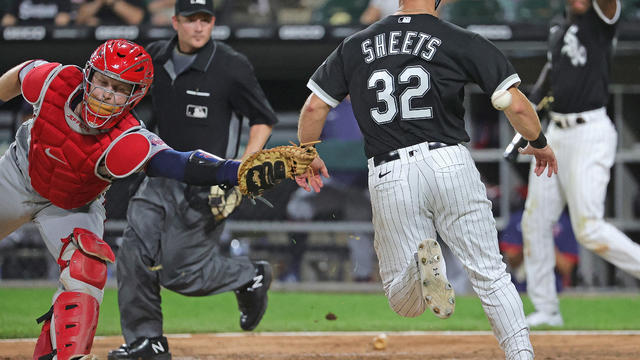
<box><xmin>82</xmin><ymin>39</ymin><xmax>153</xmax><ymax>129</ymax></box>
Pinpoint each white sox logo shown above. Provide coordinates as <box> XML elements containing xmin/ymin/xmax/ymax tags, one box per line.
<box><xmin>561</xmin><ymin>25</ymin><xmax>586</xmax><ymax>66</ymax></box>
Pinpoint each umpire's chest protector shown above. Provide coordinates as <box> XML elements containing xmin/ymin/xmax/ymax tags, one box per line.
<box><xmin>28</xmin><ymin>65</ymin><xmax>141</xmax><ymax>210</ymax></box>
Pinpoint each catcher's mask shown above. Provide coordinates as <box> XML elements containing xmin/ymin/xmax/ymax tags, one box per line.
<box><xmin>82</xmin><ymin>39</ymin><xmax>153</xmax><ymax>129</ymax></box>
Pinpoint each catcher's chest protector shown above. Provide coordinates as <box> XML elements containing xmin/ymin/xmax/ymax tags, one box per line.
<box><xmin>28</xmin><ymin>66</ymin><xmax>140</xmax><ymax>210</ymax></box>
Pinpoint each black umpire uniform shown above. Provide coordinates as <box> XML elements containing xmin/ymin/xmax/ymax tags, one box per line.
<box><xmin>113</xmin><ymin>33</ymin><xmax>278</xmax><ymax>350</ymax></box>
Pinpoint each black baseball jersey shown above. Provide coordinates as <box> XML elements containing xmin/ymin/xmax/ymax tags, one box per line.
<box><xmin>309</xmin><ymin>14</ymin><xmax>519</xmax><ymax>158</ymax></box>
<box><xmin>146</xmin><ymin>37</ymin><xmax>277</xmax><ymax>158</ymax></box>
<box><xmin>548</xmin><ymin>1</ymin><xmax>619</xmax><ymax>114</ymax></box>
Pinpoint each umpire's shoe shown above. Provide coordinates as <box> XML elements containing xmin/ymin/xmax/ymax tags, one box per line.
<box><xmin>235</xmin><ymin>261</ymin><xmax>272</xmax><ymax>331</ymax></box>
<box><xmin>108</xmin><ymin>336</ymin><xmax>171</xmax><ymax>360</ymax></box>
<box><xmin>416</xmin><ymin>239</ymin><xmax>455</xmax><ymax>319</ymax></box>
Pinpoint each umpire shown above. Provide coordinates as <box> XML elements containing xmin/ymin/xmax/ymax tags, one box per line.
<box><xmin>108</xmin><ymin>0</ymin><xmax>278</xmax><ymax>358</ymax></box>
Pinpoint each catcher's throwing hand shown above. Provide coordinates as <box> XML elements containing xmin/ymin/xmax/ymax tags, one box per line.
<box><xmin>237</xmin><ymin>143</ymin><xmax>318</xmax><ymax>196</ymax></box>
<box><xmin>519</xmin><ymin>144</ymin><xmax>558</xmax><ymax>177</ymax></box>
<box><xmin>295</xmin><ymin>156</ymin><xmax>330</xmax><ymax>192</ymax></box>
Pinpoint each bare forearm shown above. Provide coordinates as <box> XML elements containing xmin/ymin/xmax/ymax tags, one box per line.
<box><xmin>112</xmin><ymin>1</ymin><xmax>145</xmax><ymax>24</ymax></box>
<box><xmin>76</xmin><ymin>1</ymin><xmax>103</xmax><ymax>24</ymax></box>
<box><xmin>504</xmin><ymin>88</ymin><xmax>542</xmax><ymax>141</ymax></box>
<box><xmin>0</xmin><ymin>61</ymin><xmax>29</xmax><ymax>102</ymax></box>
<box><xmin>241</xmin><ymin>124</ymin><xmax>273</xmax><ymax>159</ymax></box>
<box><xmin>298</xmin><ymin>94</ymin><xmax>330</xmax><ymax>144</ymax></box>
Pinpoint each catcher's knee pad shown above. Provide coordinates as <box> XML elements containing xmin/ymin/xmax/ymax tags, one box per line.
<box><xmin>53</xmin><ymin>291</ymin><xmax>100</xmax><ymax>360</ymax></box>
<box><xmin>59</xmin><ymin>228</ymin><xmax>114</xmax><ymax>292</ymax></box>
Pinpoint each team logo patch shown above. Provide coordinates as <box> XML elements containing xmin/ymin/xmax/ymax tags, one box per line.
<box><xmin>398</xmin><ymin>16</ymin><xmax>411</xmax><ymax>24</ymax></box>
<box><xmin>149</xmin><ymin>136</ymin><xmax>165</xmax><ymax>146</ymax></box>
<box><xmin>186</xmin><ymin>104</ymin><xmax>208</xmax><ymax>119</ymax></box>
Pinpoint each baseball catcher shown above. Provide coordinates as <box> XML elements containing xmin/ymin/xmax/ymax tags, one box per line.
<box><xmin>0</xmin><ymin>39</ymin><xmax>310</xmax><ymax>360</ymax></box>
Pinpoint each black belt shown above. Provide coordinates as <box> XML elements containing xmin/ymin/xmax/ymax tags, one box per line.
<box><xmin>553</xmin><ymin>117</ymin><xmax>586</xmax><ymax>129</ymax></box>
<box><xmin>373</xmin><ymin>142</ymin><xmax>453</xmax><ymax>167</ymax></box>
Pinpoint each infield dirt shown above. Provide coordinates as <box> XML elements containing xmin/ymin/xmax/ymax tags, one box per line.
<box><xmin>1</xmin><ymin>332</ymin><xmax>639</xmax><ymax>359</ymax></box>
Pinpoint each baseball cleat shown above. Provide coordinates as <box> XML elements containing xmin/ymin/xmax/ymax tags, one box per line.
<box><xmin>235</xmin><ymin>261</ymin><xmax>273</xmax><ymax>331</ymax></box>
<box><xmin>107</xmin><ymin>336</ymin><xmax>171</xmax><ymax>360</ymax></box>
<box><xmin>417</xmin><ymin>239</ymin><xmax>455</xmax><ymax>319</ymax></box>
<box><xmin>525</xmin><ymin>311</ymin><xmax>564</xmax><ymax>327</ymax></box>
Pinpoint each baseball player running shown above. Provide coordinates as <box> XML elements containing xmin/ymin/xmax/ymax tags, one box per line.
<box><xmin>0</xmin><ymin>39</ymin><xmax>282</xmax><ymax>360</ymax></box>
<box><xmin>295</xmin><ymin>0</ymin><xmax>558</xmax><ymax>359</ymax></box>
<box><xmin>521</xmin><ymin>0</ymin><xmax>640</xmax><ymax>327</ymax></box>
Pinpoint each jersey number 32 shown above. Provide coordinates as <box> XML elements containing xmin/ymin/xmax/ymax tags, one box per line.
<box><xmin>368</xmin><ymin>65</ymin><xmax>433</xmax><ymax>124</ymax></box>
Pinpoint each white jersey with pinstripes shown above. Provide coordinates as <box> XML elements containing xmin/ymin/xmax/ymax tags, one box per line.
<box><xmin>308</xmin><ymin>13</ymin><xmax>534</xmax><ymax>360</ymax></box>
<box><xmin>522</xmin><ymin>0</ymin><xmax>640</xmax><ymax>318</ymax></box>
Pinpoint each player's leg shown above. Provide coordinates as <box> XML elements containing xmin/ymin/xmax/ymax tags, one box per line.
<box><xmin>521</xmin><ymin>125</ymin><xmax>567</xmax><ymax>323</ymax></box>
<box><xmin>565</xmin><ymin>117</ymin><xmax>640</xmax><ymax>278</ymax></box>
<box><xmin>429</xmin><ymin>145</ymin><xmax>533</xmax><ymax>360</ymax></box>
<box><xmin>368</xmin><ymin>154</ymin><xmax>437</xmax><ymax>318</ymax></box>
<box><xmin>33</xmin><ymin>201</ymin><xmax>109</xmax><ymax>360</ymax></box>
<box><xmin>109</xmin><ymin>178</ymin><xmax>170</xmax><ymax>359</ymax></box>
<box><xmin>0</xmin><ymin>148</ymin><xmax>37</xmax><ymax>239</ymax></box>
<box><xmin>158</xmin><ymin>221</ymin><xmax>264</xmax><ymax>331</ymax></box>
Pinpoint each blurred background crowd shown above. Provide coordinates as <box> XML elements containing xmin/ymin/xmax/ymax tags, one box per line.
<box><xmin>1</xmin><ymin>0</ymin><xmax>639</xmax><ymax>27</ymax></box>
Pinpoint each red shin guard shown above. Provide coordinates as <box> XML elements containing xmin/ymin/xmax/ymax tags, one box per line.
<box><xmin>53</xmin><ymin>292</ymin><xmax>99</xmax><ymax>360</ymax></box>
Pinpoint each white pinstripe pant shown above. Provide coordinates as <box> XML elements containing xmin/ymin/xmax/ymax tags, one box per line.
<box><xmin>522</xmin><ymin>108</ymin><xmax>640</xmax><ymax>315</ymax></box>
<box><xmin>368</xmin><ymin>142</ymin><xmax>533</xmax><ymax>360</ymax></box>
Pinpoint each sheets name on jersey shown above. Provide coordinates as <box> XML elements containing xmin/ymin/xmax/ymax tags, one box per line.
<box><xmin>361</xmin><ymin>31</ymin><xmax>442</xmax><ymax>64</ymax></box>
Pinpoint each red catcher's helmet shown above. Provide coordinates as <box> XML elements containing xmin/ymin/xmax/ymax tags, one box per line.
<box><xmin>82</xmin><ymin>39</ymin><xmax>153</xmax><ymax>129</ymax></box>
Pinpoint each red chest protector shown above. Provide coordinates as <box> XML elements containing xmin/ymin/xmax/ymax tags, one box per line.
<box><xmin>28</xmin><ymin>65</ymin><xmax>140</xmax><ymax>210</ymax></box>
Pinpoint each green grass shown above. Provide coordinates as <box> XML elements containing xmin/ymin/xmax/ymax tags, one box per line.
<box><xmin>0</xmin><ymin>288</ymin><xmax>638</xmax><ymax>338</ymax></box>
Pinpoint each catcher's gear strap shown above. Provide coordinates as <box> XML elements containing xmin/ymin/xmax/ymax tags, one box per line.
<box><xmin>104</xmin><ymin>132</ymin><xmax>151</xmax><ymax>178</ymax></box>
<box><xmin>183</xmin><ymin>149</ymin><xmax>240</xmax><ymax>187</ymax></box>
<box><xmin>53</xmin><ymin>292</ymin><xmax>99</xmax><ymax>360</ymax></box>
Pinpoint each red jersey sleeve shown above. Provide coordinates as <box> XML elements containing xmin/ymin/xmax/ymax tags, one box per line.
<box><xmin>21</xmin><ymin>62</ymin><xmax>61</xmax><ymax>104</ymax></box>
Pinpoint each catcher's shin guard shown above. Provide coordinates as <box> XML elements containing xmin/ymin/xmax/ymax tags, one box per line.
<box><xmin>33</xmin><ymin>308</ymin><xmax>53</xmax><ymax>360</ymax></box>
<box><xmin>53</xmin><ymin>292</ymin><xmax>100</xmax><ymax>360</ymax></box>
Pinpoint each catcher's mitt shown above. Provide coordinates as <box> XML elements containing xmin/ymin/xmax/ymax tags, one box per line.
<box><xmin>237</xmin><ymin>143</ymin><xmax>318</xmax><ymax>197</ymax></box>
<box><xmin>208</xmin><ymin>185</ymin><xmax>242</xmax><ymax>221</ymax></box>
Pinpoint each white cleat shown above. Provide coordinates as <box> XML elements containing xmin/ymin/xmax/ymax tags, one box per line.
<box><xmin>416</xmin><ymin>239</ymin><xmax>455</xmax><ymax>319</ymax></box>
<box><xmin>525</xmin><ymin>311</ymin><xmax>564</xmax><ymax>327</ymax></box>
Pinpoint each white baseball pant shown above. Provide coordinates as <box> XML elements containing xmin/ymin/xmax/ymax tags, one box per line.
<box><xmin>522</xmin><ymin>107</ymin><xmax>640</xmax><ymax>315</ymax></box>
<box><xmin>368</xmin><ymin>142</ymin><xmax>533</xmax><ymax>360</ymax></box>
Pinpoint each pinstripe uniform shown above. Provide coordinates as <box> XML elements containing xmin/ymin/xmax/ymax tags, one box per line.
<box><xmin>308</xmin><ymin>13</ymin><xmax>533</xmax><ymax>359</ymax></box>
<box><xmin>522</xmin><ymin>0</ymin><xmax>640</xmax><ymax>321</ymax></box>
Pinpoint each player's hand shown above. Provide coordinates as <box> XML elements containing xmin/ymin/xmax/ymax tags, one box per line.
<box><xmin>295</xmin><ymin>156</ymin><xmax>330</xmax><ymax>192</ymax></box>
<box><xmin>519</xmin><ymin>144</ymin><xmax>558</xmax><ymax>177</ymax></box>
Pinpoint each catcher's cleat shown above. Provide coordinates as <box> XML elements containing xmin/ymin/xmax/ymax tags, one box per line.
<box><xmin>416</xmin><ymin>239</ymin><xmax>455</xmax><ymax>319</ymax></box>
<box><xmin>235</xmin><ymin>261</ymin><xmax>273</xmax><ymax>331</ymax></box>
<box><xmin>107</xmin><ymin>336</ymin><xmax>171</xmax><ymax>360</ymax></box>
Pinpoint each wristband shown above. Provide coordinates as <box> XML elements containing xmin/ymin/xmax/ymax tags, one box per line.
<box><xmin>529</xmin><ymin>132</ymin><xmax>547</xmax><ymax>149</ymax></box>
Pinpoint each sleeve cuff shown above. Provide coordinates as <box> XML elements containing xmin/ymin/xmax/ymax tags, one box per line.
<box><xmin>494</xmin><ymin>74</ymin><xmax>521</xmax><ymax>93</ymax></box>
<box><xmin>307</xmin><ymin>79</ymin><xmax>340</xmax><ymax>108</ymax></box>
